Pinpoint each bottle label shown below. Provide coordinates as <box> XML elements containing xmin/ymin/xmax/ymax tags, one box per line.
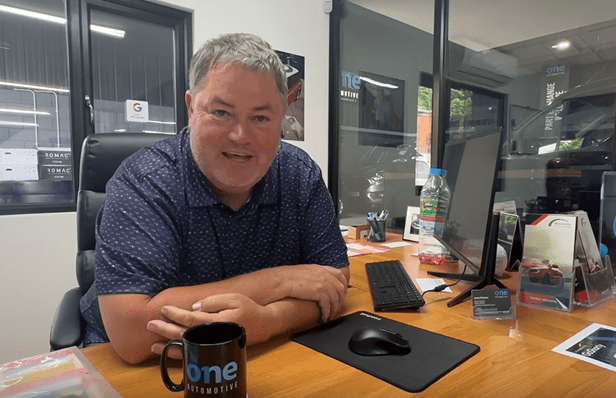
<box><xmin>420</xmin><ymin>199</ymin><xmax>446</xmax><ymax>221</ymax></box>
<box><xmin>420</xmin><ymin>219</ymin><xmax>436</xmax><ymax>232</ymax></box>
<box><xmin>420</xmin><ymin>198</ymin><xmax>447</xmax><ymax>235</ymax></box>
<box><xmin>420</xmin><ymin>219</ymin><xmax>444</xmax><ymax>234</ymax></box>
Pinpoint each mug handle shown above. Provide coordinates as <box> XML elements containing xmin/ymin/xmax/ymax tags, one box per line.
<box><xmin>161</xmin><ymin>339</ymin><xmax>184</xmax><ymax>392</ymax></box>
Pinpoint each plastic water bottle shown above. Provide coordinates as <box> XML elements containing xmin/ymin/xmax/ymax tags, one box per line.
<box><xmin>418</xmin><ymin>168</ymin><xmax>451</xmax><ymax>265</ymax></box>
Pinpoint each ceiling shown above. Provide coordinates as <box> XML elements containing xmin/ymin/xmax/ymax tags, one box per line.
<box><xmin>349</xmin><ymin>0</ymin><xmax>616</xmax><ymax>50</ymax></box>
<box><xmin>349</xmin><ymin>0</ymin><xmax>616</xmax><ymax>76</ymax></box>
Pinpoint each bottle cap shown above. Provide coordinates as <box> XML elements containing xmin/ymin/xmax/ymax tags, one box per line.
<box><xmin>430</xmin><ymin>168</ymin><xmax>448</xmax><ymax>176</ymax></box>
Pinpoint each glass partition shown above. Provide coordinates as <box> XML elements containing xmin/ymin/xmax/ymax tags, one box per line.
<box><xmin>448</xmin><ymin>2</ymin><xmax>616</xmax><ymax>235</ymax></box>
<box><xmin>339</xmin><ymin>1</ymin><xmax>616</xmax><ymax>237</ymax></box>
<box><xmin>338</xmin><ymin>1</ymin><xmax>434</xmax><ymax>229</ymax></box>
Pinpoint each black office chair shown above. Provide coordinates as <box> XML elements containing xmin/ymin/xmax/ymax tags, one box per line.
<box><xmin>49</xmin><ymin>133</ymin><xmax>170</xmax><ymax>351</ymax></box>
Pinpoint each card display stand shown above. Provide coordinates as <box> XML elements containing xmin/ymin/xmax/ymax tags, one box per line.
<box><xmin>575</xmin><ymin>256</ymin><xmax>615</xmax><ymax>307</ymax></box>
<box><xmin>572</xmin><ymin>210</ymin><xmax>615</xmax><ymax>307</ymax></box>
<box><xmin>519</xmin><ymin>211</ymin><xmax>616</xmax><ymax>311</ymax></box>
<box><xmin>494</xmin><ymin>201</ymin><xmax>524</xmax><ymax>271</ymax></box>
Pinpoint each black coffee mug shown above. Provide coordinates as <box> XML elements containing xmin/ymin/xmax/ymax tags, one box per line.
<box><xmin>161</xmin><ymin>322</ymin><xmax>247</xmax><ymax>398</ymax></box>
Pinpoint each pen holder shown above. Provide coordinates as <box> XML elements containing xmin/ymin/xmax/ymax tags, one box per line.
<box><xmin>367</xmin><ymin>219</ymin><xmax>387</xmax><ymax>242</ymax></box>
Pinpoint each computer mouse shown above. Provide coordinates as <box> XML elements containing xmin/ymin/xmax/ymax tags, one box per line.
<box><xmin>348</xmin><ymin>326</ymin><xmax>411</xmax><ymax>356</ymax></box>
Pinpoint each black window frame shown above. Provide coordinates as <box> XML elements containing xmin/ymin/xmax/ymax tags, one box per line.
<box><xmin>0</xmin><ymin>0</ymin><xmax>191</xmax><ymax>216</ymax></box>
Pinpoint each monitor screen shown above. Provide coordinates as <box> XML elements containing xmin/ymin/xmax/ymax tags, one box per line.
<box><xmin>436</xmin><ymin>129</ymin><xmax>503</xmax><ymax>274</ymax></box>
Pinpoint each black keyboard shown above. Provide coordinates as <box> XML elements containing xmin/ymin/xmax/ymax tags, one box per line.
<box><xmin>366</xmin><ymin>260</ymin><xmax>425</xmax><ymax>311</ymax></box>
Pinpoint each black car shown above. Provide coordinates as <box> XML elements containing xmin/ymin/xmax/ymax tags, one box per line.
<box><xmin>500</xmin><ymin>77</ymin><xmax>616</xmax><ymax>234</ymax></box>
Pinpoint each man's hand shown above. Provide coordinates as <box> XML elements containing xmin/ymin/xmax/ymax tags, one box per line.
<box><xmin>148</xmin><ymin>293</ymin><xmax>273</xmax><ymax>356</ymax></box>
<box><xmin>276</xmin><ymin>265</ymin><xmax>348</xmax><ymax>322</ymax></box>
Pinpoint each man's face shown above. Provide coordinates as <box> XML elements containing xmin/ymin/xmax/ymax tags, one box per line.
<box><xmin>186</xmin><ymin>63</ymin><xmax>285</xmax><ymax>198</ymax></box>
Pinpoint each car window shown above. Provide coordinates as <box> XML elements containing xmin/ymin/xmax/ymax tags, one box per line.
<box><xmin>562</xmin><ymin>93</ymin><xmax>615</xmax><ymax>149</ymax></box>
<box><xmin>515</xmin><ymin>92</ymin><xmax>615</xmax><ymax>155</ymax></box>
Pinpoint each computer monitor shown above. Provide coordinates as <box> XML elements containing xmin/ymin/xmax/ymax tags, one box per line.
<box><xmin>428</xmin><ymin>128</ymin><xmax>507</xmax><ymax>307</ymax></box>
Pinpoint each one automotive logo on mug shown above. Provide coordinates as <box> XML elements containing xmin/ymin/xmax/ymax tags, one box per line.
<box><xmin>186</xmin><ymin>361</ymin><xmax>241</xmax><ymax>396</ymax></box>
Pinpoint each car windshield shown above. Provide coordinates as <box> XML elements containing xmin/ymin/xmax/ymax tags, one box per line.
<box><xmin>512</xmin><ymin>92</ymin><xmax>615</xmax><ymax>156</ymax></box>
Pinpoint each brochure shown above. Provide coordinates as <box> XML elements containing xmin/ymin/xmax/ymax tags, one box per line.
<box><xmin>0</xmin><ymin>347</ymin><xmax>121</xmax><ymax>398</ymax></box>
<box><xmin>497</xmin><ymin>212</ymin><xmax>519</xmax><ymax>268</ymax></box>
<box><xmin>494</xmin><ymin>201</ymin><xmax>524</xmax><ymax>270</ymax></box>
<box><xmin>518</xmin><ymin>213</ymin><xmax>576</xmax><ymax>311</ymax></box>
<box><xmin>346</xmin><ymin>242</ymin><xmax>389</xmax><ymax>257</ymax></box>
<box><xmin>571</xmin><ymin>210</ymin><xmax>615</xmax><ymax>306</ymax></box>
<box><xmin>571</xmin><ymin>211</ymin><xmax>605</xmax><ymax>272</ymax></box>
<box><xmin>552</xmin><ymin>323</ymin><xmax>616</xmax><ymax>372</ymax></box>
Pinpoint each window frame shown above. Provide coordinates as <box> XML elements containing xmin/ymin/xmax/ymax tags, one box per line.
<box><xmin>0</xmin><ymin>0</ymin><xmax>191</xmax><ymax>216</ymax></box>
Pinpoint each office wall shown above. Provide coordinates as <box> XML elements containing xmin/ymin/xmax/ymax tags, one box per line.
<box><xmin>0</xmin><ymin>213</ymin><xmax>77</xmax><ymax>363</ymax></box>
<box><xmin>0</xmin><ymin>0</ymin><xmax>330</xmax><ymax>364</ymax></box>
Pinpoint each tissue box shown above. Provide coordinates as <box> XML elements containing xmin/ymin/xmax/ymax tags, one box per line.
<box><xmin>347</xmin><ymin>224</ymin><xmax>369</xmax><ymax>240</ymax></box>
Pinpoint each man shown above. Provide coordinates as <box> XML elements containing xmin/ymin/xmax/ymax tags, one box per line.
<box><xmin>80</xmin><ymin>33</ymin><xmax>350</xmax><ymax>364</ymax></box>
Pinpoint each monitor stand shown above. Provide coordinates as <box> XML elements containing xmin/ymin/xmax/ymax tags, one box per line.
<box><xmin>428</xmin><ymin>211</ymin><xmax>507</xmax><ymax>307</ymax></box>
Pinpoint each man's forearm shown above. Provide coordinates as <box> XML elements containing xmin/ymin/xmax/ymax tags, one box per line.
<box><xmin>100</xmin><ymin>265</ymin><xmax>348</xmax><ymax>364</ymax></box>
<box><xmin>261</xmin><ymin>298</ymin><xmax>323</xmax><ymax>342</ymax></box>
<box><xmin>154</xmin><ymin>267</ymin><xmax>289</xmax><ymax>308</ymax></box>
<box><xmin>147</xmin><ymin>294</ymin><xmax>332</xmax><ymax>354</ymax></box>
<box><xmin>100</xmin><ymin>268</ymin><xmax>290</xmax><ymax>363</ymax></box>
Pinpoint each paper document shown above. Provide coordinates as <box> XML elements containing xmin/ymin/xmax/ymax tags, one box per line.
<box><xmin>417</xmin><ymin>278</ymin><xmax>452</xmax><ymax>293</ymax></box>
<box><xmin>552</xmin><ymin>323</ymin><xmax>616</xmax><ymax>372</ymax></box>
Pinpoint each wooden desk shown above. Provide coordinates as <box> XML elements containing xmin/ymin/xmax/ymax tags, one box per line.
<box><xmin>82</xmin><ymin>235</ymin><xmax>616</xmax><ymax>397</ymax></box>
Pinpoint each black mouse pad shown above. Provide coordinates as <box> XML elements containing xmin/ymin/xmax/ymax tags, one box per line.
<box><xmin>291</xmin><ymin>311</ymin><xmax>480</xmax><ymax>392</ymax></box>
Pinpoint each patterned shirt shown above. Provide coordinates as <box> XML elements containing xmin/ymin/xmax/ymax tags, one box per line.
<box><xmin>80</xmin><ymin>128</ymin><xmax>349</xmax><ymax>345</ymax></box>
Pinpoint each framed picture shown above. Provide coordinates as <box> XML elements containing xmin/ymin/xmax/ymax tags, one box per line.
<box><xmin>276</xmin><ymin>50</ymin><xmax>305</xmax><ymax>141</ymax></box>
<box><xmin>404</xmin><ymin>206</ymin><xmax>420</xmax><ymax>241</ymax></box>
<box><xmin>358</xmin><ymin>70</ymin><xmax>405</xmax><ymax>148</ymax></box>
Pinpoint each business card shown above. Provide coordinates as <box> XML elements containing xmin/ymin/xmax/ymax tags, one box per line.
<box><xmin>471</xmin><ymin>288</ymin><xmax>515</xmax><ymax>320</ymax></box>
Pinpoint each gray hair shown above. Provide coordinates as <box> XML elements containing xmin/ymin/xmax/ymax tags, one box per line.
<box><xmin>189</xmin><ymin>33</ymin><xmax>288</xmax><ymax>106</ymax></box>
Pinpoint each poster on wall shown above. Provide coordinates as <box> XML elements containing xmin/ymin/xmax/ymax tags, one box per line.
<box><xmin>358</xmin><ymin>71</ymin><xmax>405</xmax><ymax>147</ymax></box>
<box><xmin>275</xmin><ymin>50</ymin><xmax>305</xmax><ymax>141</ymax></box>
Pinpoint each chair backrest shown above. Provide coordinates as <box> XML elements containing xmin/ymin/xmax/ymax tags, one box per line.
<box><xmin>76</xmin><ymin>133</ymin><xmax>170</xmax><ymax>294</ymax></box>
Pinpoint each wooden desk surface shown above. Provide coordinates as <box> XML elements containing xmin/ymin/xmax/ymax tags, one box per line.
<box><xmin>82</xmin><ymin>234</ymin><xmax>616</xmax><ymax>397</ymax></box>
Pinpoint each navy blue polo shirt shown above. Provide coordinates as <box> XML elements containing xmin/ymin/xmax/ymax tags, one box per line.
<box><xmin>80</xmin><ymin>128</ymin><xmax>349</xmax><ymax>345</ymax></box>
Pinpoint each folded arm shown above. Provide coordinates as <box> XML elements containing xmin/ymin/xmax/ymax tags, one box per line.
<box><xmin>99</xmin><ymin>265</ymin><xmax>349</xmax><ymax>364</ymax></box>
<box><xmin>148</xmin><ymin>294</ymin><xmax>330</xmax><ymax>358</ymax></box>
